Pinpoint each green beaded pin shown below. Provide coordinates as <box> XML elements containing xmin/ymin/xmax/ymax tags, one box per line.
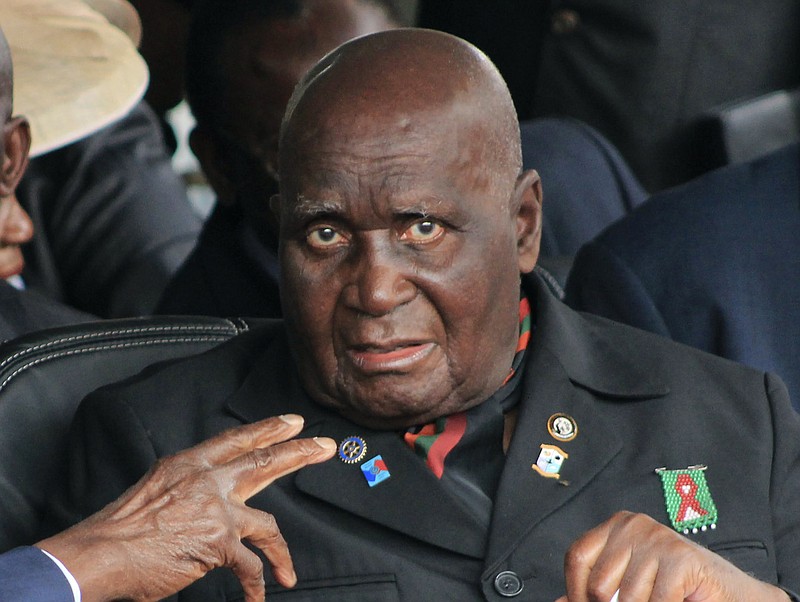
<box><xmin>655</xmin><ymin>465</ymin><xmax>717</xmax><ymax>535</ymax></box>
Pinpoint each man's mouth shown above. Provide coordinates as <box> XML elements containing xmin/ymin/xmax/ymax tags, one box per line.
<box><xmin>346</xmin><ymin>341</ymin><xmax>436</xmax><ymax>373</ymax></box>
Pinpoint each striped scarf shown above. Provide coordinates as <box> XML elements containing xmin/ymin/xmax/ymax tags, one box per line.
<box><xmin>404</xmin><ymin>295</ymin><xmax>532</xmax><ymax>478</ymax></box>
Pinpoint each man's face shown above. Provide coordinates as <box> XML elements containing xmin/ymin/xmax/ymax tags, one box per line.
<box><xmin>0</xmin><ymin>113</ymin><xmax>33</xmax><ymax>279</ymax></box>
<box><xmin>279</xmin><ymin>103</ymin><xmax>533</xmax><ymax>429</ymax></box>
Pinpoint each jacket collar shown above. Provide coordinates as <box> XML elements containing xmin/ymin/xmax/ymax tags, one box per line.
<box><xmin>524</xmin><ymin>272</ymin><xmax>670</xmax><ymax>399</ymax></box>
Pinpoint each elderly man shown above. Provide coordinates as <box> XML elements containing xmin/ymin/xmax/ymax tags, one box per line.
<box><xmin>0</xmin><ymin>21</ymin><xmax>93</xmax><ymax>339</ymax></box>
<box><xmin>54</xmin><ymin>29</ymin><xmax>800</xmax><ymax>600</ymax></box>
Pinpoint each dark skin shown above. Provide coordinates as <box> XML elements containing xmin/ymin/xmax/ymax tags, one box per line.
<box><xmin>37</xmin><ymin>416</ymin><xmax>336</xmax><ymax>602</ymax></box>
<box><xmin>0</xmin><ymin>35</ymin><xmax>34</xmax><ymax>280</ymax></box>
<box><xmin>189</xmin><ymin>0</ymin><xmax>398</xmax><ymax>248</ymax></box>
<box><xmin>274</xmin><ymin>29</ymin><xmax>790</xmax><ymax>601</ymax></box>
<box><xmin>279</xmin><ymin>93</ymin><xmax>539</xmax><ymax>428</ymax></box>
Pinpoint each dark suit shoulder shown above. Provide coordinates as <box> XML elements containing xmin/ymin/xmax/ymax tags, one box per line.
<box><xmin>593</xmin><ymin>142</ymin><xmax>800</xmax><ymax>256</ymax></box>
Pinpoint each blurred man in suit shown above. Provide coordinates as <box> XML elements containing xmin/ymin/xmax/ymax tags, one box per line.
<box><xmin>565</xmin><ymin>142</ymin><xmax>800</xmax><ymax>408</ymax></box>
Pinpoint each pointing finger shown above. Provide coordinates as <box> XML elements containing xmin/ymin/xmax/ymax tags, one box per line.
<box><xmin>230</xmin><ymin>436</ymin><xmax>337</xmax><ymax>501</ymax></box>
<box><xmin>182</xmin><ymin>415</ymin><xmax>308</xmax><ymax>467</ymax></box>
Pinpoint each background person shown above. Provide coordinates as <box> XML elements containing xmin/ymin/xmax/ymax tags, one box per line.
<box><xmin>6</xmin><ymin>0</ymin><xmax>202</xmax><ymax>318</ymax></box>
<box><xmin>156</xmin><ymin>0</ymin><xmax>403</xmax><ymax>318</ymax></box>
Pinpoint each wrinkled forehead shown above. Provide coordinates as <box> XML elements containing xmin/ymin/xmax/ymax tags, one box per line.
<box><xmin>278</xmin><ymin>30</ymin><xmax>521</xmax><ymax>203</ymax></box>
<box><xmin>281</xmin><ymin>93</ymin><xmax>497</xmax><ymax>201</ymax></box>
<box><xmin>281</xmin><ymin>68</ymin><xmax>489</xmax><ymax>184</ymax></box>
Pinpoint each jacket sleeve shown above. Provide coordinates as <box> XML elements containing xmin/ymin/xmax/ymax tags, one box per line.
<box><xmin>0</xmin><ymin>547</ymin><xmax>75</xmax><ymax>602</ymax></box>
<box><xmin>564</xmin><ymin>240</ymin><xmax>672</xmax><ymax>337</ymax></box>
<box><xmin>43</xmin><ymin>389</ymin><xmax>160</xmax><ymax>537</ymax></box>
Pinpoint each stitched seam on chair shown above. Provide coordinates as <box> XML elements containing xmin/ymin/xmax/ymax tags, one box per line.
<box><xmin>0</xmin><ymin>325</ymin><xmax>238</xmax><ymax>371</ymax></box>
<box><xmin>228</xmin><ymin>317</ymin><xmax>251</xmax><ymax>332</ymax></box>
<box><xmin>0</xmin><ymin>337</ymin><xmax>231</xmax><ymax>393</ymax></box>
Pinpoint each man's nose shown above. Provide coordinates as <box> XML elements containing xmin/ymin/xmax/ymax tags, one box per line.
<box><xmin>344</xmin><ymin>241</ymin><xmax>416</xmax><ymax>316</ymax></box>
<box><xmin>0</xmin><ymin>194</ymin><xmax>34</xmax><ymax>245</ymax></box>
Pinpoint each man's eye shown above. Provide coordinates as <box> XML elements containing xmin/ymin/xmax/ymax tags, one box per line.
<box><xmin>400</xmin><ymin>220</ymin><xmax>444</xmax><ymax>243</ymax></box>
<box><xmin>306</xmin><ymin>226</ymin><xmax>346</xmax><ymax>248</ymax></box>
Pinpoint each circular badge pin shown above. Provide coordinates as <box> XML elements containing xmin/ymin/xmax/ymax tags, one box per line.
<box><xmin>547</xmin><ymin>413</ymin><xmax>578</xmax><ymax>442</ymax></box>
<box><xmin>338</xmin><ymin>436</ymin><xmax>368</xmax><ymax>464</ymax></box>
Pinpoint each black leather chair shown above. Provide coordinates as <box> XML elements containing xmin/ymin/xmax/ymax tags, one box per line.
<box><xmin>699</xmin><ymin>86</ymin><xmax>800</xmax><ymax>168</ymax></box>
<box><xmin>0</xmin><ymin>315</ymin><xmax>256</xmax><ymax>552</ymax></box>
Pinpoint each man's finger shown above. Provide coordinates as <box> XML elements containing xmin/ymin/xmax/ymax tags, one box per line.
<box><xmin>230</xmin><ymin>436</ymin><xmax>336</xmax><ymax>501</ymax></box>
<box><xmin>227</xmin><ymin>539</ymin><xmax>269</xmax><ymax>602</ymax></box>
<box><xmin>563</xmin><ymin>515</ymin><xmax>614</xmax><ymax>602</ymax></box>
<box><xmin>237</xmin><ymin>505</ymin><xmax>297</xmax><ymax>588</ymax></box>
<box><xmin>181</xmin><ymin>415</ymin><xmax>307</xmax><ymax>467</ymax></box>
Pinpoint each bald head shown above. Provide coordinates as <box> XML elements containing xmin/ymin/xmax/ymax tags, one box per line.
<box><xmin>276</xmin><ymin>29</ymin><xmax>543</xmax><ymax>428</ymax></box>
<box><xmin>280</xmin><ymin>28</ymin><xmax>522</xmax><ymax>193</ymax></box>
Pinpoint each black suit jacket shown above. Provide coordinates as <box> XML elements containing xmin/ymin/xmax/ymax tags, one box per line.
<box><xmin>0</xmin><ymin>280</ymin><xmax>93</xmax><ymax>343</ymax></box>
<box><xmin>18</xmin><ymin>101</ymin><xmax>201</xmax><ymax>318</ymax></box>
<box><xmin>52</xmin><ymin>275</ymin><xmax>800</xmax><ymax>600</ymax></box>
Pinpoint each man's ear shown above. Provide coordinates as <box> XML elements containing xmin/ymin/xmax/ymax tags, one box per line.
<box><xmin>512</xmin><ymin>168</ymin><xmax>543</xmax><ymax>274</ymax></box>
<box><xmin>189</xmin><ymin>125</ymin><xmax>237</xmax><ymax>207</ymax></box>
<box><xmin>0</xmin><ymin>116</ymin><xmax>31</xmax><ymax>198</ymax></box>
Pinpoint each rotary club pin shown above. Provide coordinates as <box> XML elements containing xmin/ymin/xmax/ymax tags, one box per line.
<box><xmin>655</xmin><ymin>465</ymin><xmax>718</xmax><ymax>534</ymax></box>
<box><xmin>338</xmin><ymin>436</ymin><xmax>367</xmax><ymax>464</ymax></box>
<box><xmin>532</xmin><ymin>443</ymin><xmax>568</xmax><ymax>479</ymax></box>
<box><xmin>361</xmin><ymin>455</ymin><xmax>391</xmax><ymax>487</ymax></box>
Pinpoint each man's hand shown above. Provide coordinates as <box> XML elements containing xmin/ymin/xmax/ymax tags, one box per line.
<box><xmin>555</xmin><ymin>511</ymin><xmax>790</xmax><ymax>602</ymax></box>
<box><xmin>37</xmin><ymin>414</ymin><xmax>336</xmax><ymax>602</ymax></box>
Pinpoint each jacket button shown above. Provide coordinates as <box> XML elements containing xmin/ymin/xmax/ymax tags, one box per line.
<box><xmin>551</xmin><ymin>8</ymin><xmax>580</xmax><ymax>34</ymax></box>
<box><xmin>494</xmin><ymin>571</ymin><xmax>523</xmax><ymax>597</ymax></box>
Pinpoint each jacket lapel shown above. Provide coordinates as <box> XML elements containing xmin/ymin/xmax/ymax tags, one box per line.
<box><xmin>484</xmin><ymin>275</ymin><xmax>670</xmax><ymax>564</ymax></box>
<box><xmin>224</xmin><ymin>331</ymin><xmax>486</xmax><ymax>558</ymax></box>
<box><xmin>486</xmin><ymin>345</ymin><xmax>623</xmax><ymax>563</ymax></box>
<box><xmin>294</xmin><ymin>421</ymin><xmax>487</xmax><ymax>558</ymax></box>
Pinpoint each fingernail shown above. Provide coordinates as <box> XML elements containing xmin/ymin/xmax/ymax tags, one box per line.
<box><xmin>283</xmin><ymin>566</ymin><xmax>298</xmax><ymax>586</ymax></box>
<box><xmin>313</xmin><ymin>437</ymin><xmax>337</xmax><ymax>452</ymax></box>
<box><xmin>279</xmin><ymin>414</ymin><xmax>304</xmax><ymax>426</ymax></box>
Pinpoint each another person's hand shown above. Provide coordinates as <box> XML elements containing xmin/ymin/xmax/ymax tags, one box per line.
<box><xmin>556</xmin><ymin>511</ymin><xmax>790</xmax><ymax>602</ymax></box>
<box><xmin>37</xmin><ymin>414</ymin><xmax>336</xmax><ymax>602</ymax></box>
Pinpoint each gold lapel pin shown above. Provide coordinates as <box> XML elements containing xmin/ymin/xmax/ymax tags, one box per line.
<box><xmin>547</xmin><ymin>413</ymin><xmax>578</xmax><ymax>442</ymax></box>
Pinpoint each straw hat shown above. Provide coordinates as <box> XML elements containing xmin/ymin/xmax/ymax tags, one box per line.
<box><xmin>0</xmin><ymin>0</ymin><xmax>148</xmax><ymax>157</ymax></box>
